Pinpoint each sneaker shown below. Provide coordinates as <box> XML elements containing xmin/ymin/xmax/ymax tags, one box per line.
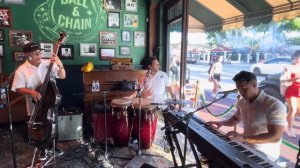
<box><xmin>47</xmin><ymin>147</ymin><xmax>64</xmax><ymax>156</ymax></box>
<box><xmin>38</xmin><ymin>150</ymin><xmax>47</xmax><ymax>161</ymax></box>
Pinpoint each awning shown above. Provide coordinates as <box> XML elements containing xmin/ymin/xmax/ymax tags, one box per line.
<box><xmin>189</xmin><ymin>0</ymin><xmax>300</xmax><ymax>31</ymax></box>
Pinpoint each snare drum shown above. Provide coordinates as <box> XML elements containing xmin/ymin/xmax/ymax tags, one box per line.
<box><xmin>132</xmin><ymin>103</ymin><xmax>158</xmax><ymax>149</ymax></box>
<box><xmin>110</xmin><ymin>98</ymin><xmax>133</xmax><ymax>147</ymax></box>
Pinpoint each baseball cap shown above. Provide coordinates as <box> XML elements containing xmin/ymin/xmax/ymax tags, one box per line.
<box><xmin>23</xmin><ymin>42</ymin><xmax>43</xmax><ymax>54</ymax></box>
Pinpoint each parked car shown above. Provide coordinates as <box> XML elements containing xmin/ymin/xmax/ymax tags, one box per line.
<box><xmin>258</xmin><ymin>73</ymin><xmax>285</xmax><ymax>103</ymax></box>
<box><xmin>250</xmin><ymin>57</ymin><xmax>291</xmax><ymax>76</ymax></box>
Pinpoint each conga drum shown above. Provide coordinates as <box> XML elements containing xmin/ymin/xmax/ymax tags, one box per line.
<box><xmin>132</xmin><ymin>98</ymin><xmax>158</xmax><ymax>149</ymax></box>
<box><xmin>110</xmin><ymin>98</ymin><xmax>133</xmax><ymax>147</ymax></box>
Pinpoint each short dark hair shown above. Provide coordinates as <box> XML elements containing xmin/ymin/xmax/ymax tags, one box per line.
<box><xmin>144</xmin><ymin>56</ymin><xmax>158</xmax><ymax>68</ymax></box>
<box><xmin>233</xmin><ymin>71</ymin><xmax>257</xmax><ymax>83</ymax></box>
<box><xmin>291</xmin><ymin>50</ymin><xmax>300</xmax><ymax>60</ymax></box>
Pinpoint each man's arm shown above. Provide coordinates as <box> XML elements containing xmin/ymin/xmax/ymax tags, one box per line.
<box><xmin>207</xmin><ymin>115</ymin><xmax>240</xmax><ymax>128</ymax></box>
<box><xmin>243</xmin><ymin>124</ymin><xmax>284</xmax><ymax>144</ymax></box>
<box><xmin>16</xmin><ymin>88</ymin><xmax>41</xmax><ymax>102</ymax></box>
<box><xmin>166</xmin><ymin>86</ymin><xmax>175</xmax><ymax>99</ymax></box>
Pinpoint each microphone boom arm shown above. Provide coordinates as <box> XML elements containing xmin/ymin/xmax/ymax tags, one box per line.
<box><xmin>161</xmin><ymin>94</ymin><xmax>226</xmax><ymax>131</ymax></box>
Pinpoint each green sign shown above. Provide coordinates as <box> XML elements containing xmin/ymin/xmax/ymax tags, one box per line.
<box><xmin>34</xmin><ymin>0</ymin><xmax>106</xmax><ymax>43</ymax></box>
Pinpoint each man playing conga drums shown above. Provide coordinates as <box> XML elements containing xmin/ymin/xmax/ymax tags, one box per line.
<box><xmin>142</xmin><ymin>56</ymin><xmax>175</xmax><ymax>102</ymax></box>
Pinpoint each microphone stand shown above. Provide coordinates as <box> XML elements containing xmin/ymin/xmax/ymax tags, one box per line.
<box><xmin>0</xmin><ymin>71</ymin><xmax>17</xmax><ymax>168</ymax></box>
<box><xmin>95</xmin><ymin>91</ymin><xmax>113</xmax><ymax>168</ymax></box>
<box><xmin>134</xmin><ymin>71</ymin><xmax>149</xmax><ymax>156</ymax></box>
<box><xmin>162</xmin><ymin>94</ymin><xmax>228</xmax><ymax>168</ymax></box>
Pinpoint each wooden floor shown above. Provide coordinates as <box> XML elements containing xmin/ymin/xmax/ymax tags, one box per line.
<box><xmin>0</xmin><ymin>94</ymin><xmax>298</xmax><ymax>168</ymax></box>
<box><xmin>0</xmin><ymin>112</ymin><xmax>201</xmax><ymax>168</ymax></box>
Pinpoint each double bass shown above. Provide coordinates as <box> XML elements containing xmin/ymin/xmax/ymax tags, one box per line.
<box><xmin>28</xmin><ymin>32</ymin><xmax>67</xmax><ymax>148</ymax></box>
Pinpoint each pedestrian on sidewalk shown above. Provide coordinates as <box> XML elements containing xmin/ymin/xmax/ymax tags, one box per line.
<box><xmin>208</xmin><ymin>56</ymin><xmax>223</xmax><ymax>97</ymax></box>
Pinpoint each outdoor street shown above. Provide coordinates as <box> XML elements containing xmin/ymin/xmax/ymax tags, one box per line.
<box><xmin>184</xmin><ymin>63</ymin><xmax>298</xmax><ymax>165</ymax></box>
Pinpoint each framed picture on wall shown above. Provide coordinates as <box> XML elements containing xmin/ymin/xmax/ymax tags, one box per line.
<box><xmin>9</xmin><ymin>30</ymin><xmax>32</xmax><ymax>47</ymax></box>
<box><xmin>80</xmin><ymin>43</ymin><xmax>97</xmax><ymax>57</ymax></box>
<box><xmin>4</xmin><ymin>0</ymin><xmax>25</xmax><ymax>5</ymax></box>
<box><xmin>0</xmin><ymin>29</ymin><xmax>4</xmax><ymax>41</ymax></box>
<box><xmin>104</xmin><ymin>0</ymin><xmax>121</xmax><ymax>11</ymax></box>
<box><xmin>40</xmin><ymin>42</ymin><xmax>53</xmax><ymax>58</ymax></box>
<box><xmin>121</xmin><ymin>30</ymin><xmax>131</xmax><ymax>42</ymax></box>
<box><xmin>13</xmin><ymin>51</ymin><xmax>26</xmax><ymax>62</ymax></box>
<box><xmin>134</xmin><ymin>31</ymin><xmax>145</xmax><ymax>47</ymax></box>
<box><xmin>58</xmin><ymin>45</ymin><xmax>74</xmax><ymax>59</ymax></box>
<box><xmin>100</xmin><ymin>31</ymin><xmax>117</xmax><ymax>46</ymax></box>
<box><xmin>125</xmin><ymin>0</ymin><xmax>137</xmax><ymax>12</ymax></box>
<box><xmin>124</xmin><ymin>14</ymin><xmax>138</xmax><ymax>28</ymax></box>
<box><xmin>120</xmin><ymin>46</ymin><xmax>131</xmax><ymax>56</ymax></box>
<box><xmin>108</xmin><ymin>12</ymin><xmax>120</xmax><ymax>28</ymax></box>
<box><xmin>0</xmin><ymin>7</ymin><xmax>12</xmax><ymax>28</ymax></box>
<box><xmin>0</xmin><ymin>44</ymin><xmax>4</xmax><ymax>57</ymax></box>
<box><xmin>100</xmin><ymin>48</ymin><xmax>115</xmax><ymax>60</ymax></box>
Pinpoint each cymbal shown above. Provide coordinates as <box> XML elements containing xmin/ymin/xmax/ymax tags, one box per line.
<box><xmin>150</xmin><ymin>102</ymin><xmax>166</xmax><ymax>106</ymax></box>
<box><xmin>164</xmin><ymin>99</ymin><xmax>189</xmax><ymax>105</ymax></box>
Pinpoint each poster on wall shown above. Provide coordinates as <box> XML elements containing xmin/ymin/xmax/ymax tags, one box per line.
<box><xmin>124</xmin><ymin>14</ymin><xmax>138</xmax><ymax>28</ymax></box>
<box><xmin>100</xmin><ymin>31</ymin><xmax>117</xmax><ymax>46</ymax></box>
<box><xmin>108</xmin><ymin>12</ymin><xmax>120</xmax><ymax>28</ymax></box>
<box><xmin>9</xmin><ymin>30</ymin><xmax>32</xmax><ymax>47</ymax></box>
<box><xmin>125</xmin><ymin>0</ymin><xmax>137</xmax><ymax>12</ymax></box>
<box><xmin>104</xmin><ymin>0</ymin><xmax>121</xmax><ymax>11</ymax></box>
<box><xmin>80</xmin><ymin>43</ymin><xmax>97</xmax><ymax>57</ymax></box>
<box><xmin>13</xmin><ymin>51</ymin><xmax>26</xmax><ymax>62</ymax></box>
<box><xmin>134</xmin><ymin>31</ymin><xmax>145</xmax><ymax>47</ymax></box>
<box><xmin>0</xmin><ymin>7</ymin><xmax>12</xmax><ymax>28</ymax></box>
<box><xmin>40</xmin><ymin>42</ymin><xmax>53</xmax><ymax>58</ymax></box>
<box><xmin>58</xmin><ymin>45</ymin><xmax>74</xmax><ymax>59</ymax></box>
<box><xmin>0</xmin><ymin>29</ymin><xmax>4</xmax><ymax>41</ymax></box>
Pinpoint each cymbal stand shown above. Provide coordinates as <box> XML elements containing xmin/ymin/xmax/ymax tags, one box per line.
<box><xmin>95</xmin><ymin>91</ymin><xmax>113</xmax><ymax>168</ymax></box>
<box><xmin>0</xmin><ymin>72</ymin><xmax>17</xmax><ymax>168</ymax></box>
<box><xmin>162</xmin><ymin>94</ymin><xmax>227</xmax><ymax>168</ymax></box>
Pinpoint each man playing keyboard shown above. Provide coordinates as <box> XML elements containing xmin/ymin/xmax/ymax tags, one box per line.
<box><xmin>207</xmin><ymin>71</ymin><xmax>286</xmax><ymax>162</ymax></box>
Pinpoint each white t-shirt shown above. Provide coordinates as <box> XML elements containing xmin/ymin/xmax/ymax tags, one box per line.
<box><xmin>11</xmin><ymin>60</ymin><xmax>60</xmax><ymax>116</ymax></box>
<box><xmin>213</xmin><ymin>62</ymin><xmax>222</xmax><ymax>74</ymax></box>
<box><xmin>144</xmin><ymin>71</ymin><xmax>171</xmax><ymax>103</ymax></box>
<box><xmin>234</xmin><ymin>90</ymin><xmax>287</xmax><ymax>161</ymax></box>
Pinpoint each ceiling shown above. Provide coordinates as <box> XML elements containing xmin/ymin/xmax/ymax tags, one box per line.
<box><xmin>187</xmin><ymin>0</ymin><xmax>300</xmax><ymax>31</ymax></box>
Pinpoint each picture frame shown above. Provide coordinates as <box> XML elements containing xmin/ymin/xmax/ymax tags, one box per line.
<box><xmin>13</xmin><ymin>51</ymin><xmax>26</xmax><ymax>62</ymax></box>
<box><xmin>58</xmin><ymin>45</ymin><xmax>74</xmax><ymax>59</ymax></box>
<box><xmin>121</xmin><ymin>30</ymin><xmax>131</xmax><ymax>42</ymax></box>
<box><xmin>80</xmin><ymin>43</ymin><xmax>97</xmax><ymax>57</ymax></box>
<box><xmin>104</xmin><ymin>0</ymin><xmax>121</xmax><ymax>11</ymax></box>
<box><xmin>134</xmin><ymin>31</ymin><xmax>145</xmax><ymax>47</ymax></box>
<box><xmin>119</xmin><ymin>46</ymin><xmax>131</xmax><ymax>56</ymax></box>
<box><xmin>0</xmin><ymin>7</ymin><xmax>12</xmax><ymax>28</ymax></box>
<box><xmin>100</xmin><ymin>48</ymin><xmax>115</xmax><ymax>60</ymax></box>
<box><xmin>124</xmin><ymin>14</ymin><xmax>138</xmax><ymax>28</ymax></box>
<box><xmin>99</xmin><ymin>31</ymin><xmax>117</xmax><ymax>46</ymax></box>
<box><xmin>40</xmin><ymin>42</ymin><xmax>53</xmax><ymax>58</ymax></box>
<box><xmin>4</xmin><ymin>0</ymin><xmax>25</xmax><ymax>5</ymax></box>
<box><xmin>108</xmin><ymin>12</ymin><xmax>120</xmax><ymax>28</ymax></box>
<box><xmin>9</xmin><ymin>30</ymin><xmax>32</xmax><ymax>47</ymax></box>
<box><xmin>0</xmin><ymin>29</ymin><xmax>4</xmax><ymax>41</ymax></box>
<box><xmin>125</xmin><ymin>0</ymin><xmax>137</xmax><ymax>12</ymax></box>
<box><xmin>0</xmin><ymin>44</ymin><xmax>4</xmax><ymax>57</ymax></box>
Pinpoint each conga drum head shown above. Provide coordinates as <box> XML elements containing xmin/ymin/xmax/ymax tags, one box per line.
<box><xmin>132</xmin><ymin>98</ymin><xmax>153</xmax><ymax>109</ymax></box>
<box><xmin>111</xmin><ymin>98</ymin><xmax>133</xmax><ymax>107</ymax></box>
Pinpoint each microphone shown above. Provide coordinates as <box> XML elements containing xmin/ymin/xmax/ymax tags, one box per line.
<box><xmin>218</xmin><ymin>89</ymin><xmax>238</xmax><ymax>96</ymax></box>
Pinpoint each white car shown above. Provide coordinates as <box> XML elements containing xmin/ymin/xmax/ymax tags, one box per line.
<box><xmin>250</xmin><ymin>58</ymin><xmax>291</xmax><ymax>76</ymax></box>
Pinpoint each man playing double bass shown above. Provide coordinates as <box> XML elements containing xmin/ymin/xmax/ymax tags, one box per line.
<box><xmin>11</xmin><ymin>42</ymin><xmax>66</xmax><ymax>160</ymax></box>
